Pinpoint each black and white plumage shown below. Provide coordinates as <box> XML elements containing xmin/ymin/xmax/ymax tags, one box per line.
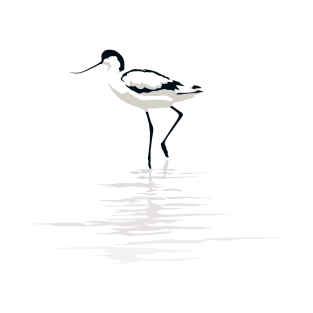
<box><xmin>122</xmin><ymin>69</ymin><xmax>202</xmax><ymax>95</ymax></box>
<box><xmin>72</xmin><ymin>50</ymin><xmax>203</xmax><ymax>169</ymax></box>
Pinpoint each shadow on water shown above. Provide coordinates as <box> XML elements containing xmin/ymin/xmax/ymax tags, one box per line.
<box><xmin>37</xmin><ymin>161</ymin><xmax>280</xmax><ymax>263</ymax></box>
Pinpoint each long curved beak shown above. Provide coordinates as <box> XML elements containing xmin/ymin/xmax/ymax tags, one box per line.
<box><xmin>71</xmin><ymin>62</ymin><xmax>102</xmax><ymax>74</ymax></box>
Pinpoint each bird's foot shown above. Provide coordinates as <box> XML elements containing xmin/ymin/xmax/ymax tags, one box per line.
<box><xmin>161</xmin><ymin>142</ymin><xmax>169</xmax><ymax>158</ymax></box>
<box><xmin>148</xmin><ymin>158</ymin><xmax>152</xmax><ymax>169</ymax></box>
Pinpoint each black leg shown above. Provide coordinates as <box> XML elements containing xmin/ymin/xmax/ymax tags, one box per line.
<box><xmin>161</xmin><ymin>106</ymin><xmax>183</xmax><ymax>158</ymax></box>
<box><xmin>146</xmin><ymin>111</ymin><xmax>154</xmax><ymax>169</ymax></box>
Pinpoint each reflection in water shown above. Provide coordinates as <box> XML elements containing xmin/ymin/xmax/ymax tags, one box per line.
<box><xmin>38</xmin><ymin>161</ymin><xmax>278</xmax><ymax>263</ymax></box>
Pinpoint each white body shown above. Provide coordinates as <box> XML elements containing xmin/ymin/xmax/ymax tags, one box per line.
<box><xmin>104</xmin><ymin>57</ymin><xmax>201</xmax><ymax>112</ymax></box>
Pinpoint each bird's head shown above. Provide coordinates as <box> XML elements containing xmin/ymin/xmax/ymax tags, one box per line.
<box><xmin>71</xmin><ymin>50</ymin><xmax>125</xmax><ymax>74</ymax></box>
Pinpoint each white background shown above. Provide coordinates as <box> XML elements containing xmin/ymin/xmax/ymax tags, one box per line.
<box><xmin>1</xmin><ymin>0</ymin><xmax>313</xmax><ymax>312</ymax></box>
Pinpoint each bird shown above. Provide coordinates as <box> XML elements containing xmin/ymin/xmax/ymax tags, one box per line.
<box><xmin>71</xmin><ymin>50</ymin><xmax>203</xmax><ymax>169</ymax></box>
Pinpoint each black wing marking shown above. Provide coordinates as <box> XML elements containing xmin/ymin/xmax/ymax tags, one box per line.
<box><xmin>121</xmin><ymin>69</ymin><xmax>184</xmax><ymax>94</ymax></box>
<box><xmin>192</xmin><ymin>85</ymin><xmax>201</xmax><ymax>89</ymax></box>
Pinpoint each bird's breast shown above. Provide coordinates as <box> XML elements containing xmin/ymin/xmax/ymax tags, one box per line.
<box><xmin>106</xmin><ymin>71</ymin><xmax>173</xmax><ymax>111</ymax></box>
<box><xmin>107</xmin><ymin>73</ymin><xmax>128</xmax><ymax>94</ymax></box>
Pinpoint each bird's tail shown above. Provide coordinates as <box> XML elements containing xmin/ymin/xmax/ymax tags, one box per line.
<box><xmin>176</xmin><ymin>85</ymin><xmax>203</xmax><ymax>95</ymax></box>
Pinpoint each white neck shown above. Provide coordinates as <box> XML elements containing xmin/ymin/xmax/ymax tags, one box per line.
<box><xmin>103</xmin><ymin>56</ymin><xmax>121</xmax><ymax>74</ymax></box>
